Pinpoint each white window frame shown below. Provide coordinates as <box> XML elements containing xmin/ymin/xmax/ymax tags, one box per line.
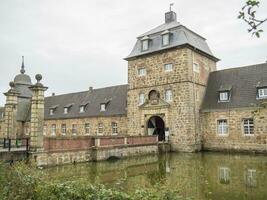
<box><xmin>43</xmin><ymin>125</ymin><xmax>47</xmax><ymax>136</ymax></box>
<box><xmin>61</xmin><ymin>124</ymin><xmax>66</xmax><ymax>135</ymax></box>
<box><xmin>51</xmin><ymin>124</ymin><xmax>56</xmax><ymax>136</ymax></box>
<box><xmin>164</xmin><ymin>63</ymin><xmax>173</xmax><ymax>72</ymax></box>
<box><xmin>85</xmin><ymin>123</ymin><xmax>90</xmax><ymax>135</ymax></box>
<box><xmin>138</xmin><ymin>68</ymin><xmax>146</xmax><ymax>77</ymax></box>
<box><xmin>98</xmin><ymin>123</ymin><xmax>104</xmax><ymax>135</ymax></box>
<box><xmin>72</xmin><ymin>124</ymin><xmax>77</xmax><ymax>135</ymax></box>
<box><xmin>141</xmin><ymin>40</ymin><xmax>149</xmax><ymax>51</ymax></box>
<box><xmin>245</xmin><ymin>169</ymin><xmax>257</xmax><ymax>187</ymax></box>
<box><xmin>49</xmin><ymin>109</ymin><xmax>54</xmax><ymax>115</ymax></box>
<box><xmin>219</xmin><ymin>92</ymin><xmax>229</xmax><ymax>102</ymax></box>
<box><xmin>79</xmin><ymin>106</ymin><xmax>85</xmax><ymax>113</ymax></box>
<box><xmin>165</xmin><ymin>89</ymin><xmax>173</xmax><ymax>102</ymax></box>
<box><xmin>139</xmin><ymin>93</ymin><xmax>145</xmax><ymax>105</ymax></box>
<box><xmin>243</xmin><ymin>118</ymin><xmax>254</xmax><ymax>136</ymax></box>
<box><xmin>193</xmin><ymin>62</ymin><xmax>199</xmax><ymax>72</ymax></box>
<box><xmin>219</xmin><ymin>167</ymin><xmax>230</xmax><ymax>184</ymax></box>
<box><xmin>100</xmin><ymin>104</ymin><xmax>106</xmax><ymax>112</ymax></box>
<box><xmin>258</xmin><ymin>88</ymin><xmax>267</xmax><ymax>99</ymax></box>
<box><xmin>64</xmin><ymin>107</ymin><xmax>68</xmax><ymax>114</ymax></box>
<box><xmin>217</xmin><ymin>120</ymin><xmax>228</xmax><ymax>136</ymax></box>
<box><xmin>162</xmin><ymin>34</ymin><xmax>170</xmax><ymax>46</ymax></box>
<box><xmin>112</xmin><ymin>122</ymin><xmax>118</xmax><ymax>135</ymax></box>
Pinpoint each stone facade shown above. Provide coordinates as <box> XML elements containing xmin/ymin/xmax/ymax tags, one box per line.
<box><xmin>127</xmin><ymin>47</ymin><xmax>216</xmax><ymax>152</ymax></box>
<box><xmin>201</xmin><ymin>105</ymin><xmax>267</xmax><ymax>153</ymax></box>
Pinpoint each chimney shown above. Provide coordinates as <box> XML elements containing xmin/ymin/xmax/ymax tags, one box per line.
<box><xmin>165</xmin><ymin>11</ymin><xmax>177</xmax><ymax>23</ymax></box>
<box><xmin>89</xmin><ymin>87</ymin><xmax>93</xmax><ymax>92</ymax></box>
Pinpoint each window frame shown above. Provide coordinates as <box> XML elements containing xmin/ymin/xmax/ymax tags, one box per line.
<box><xmin>139</xmin><ymin>93</ymin><xmax>145</xmax><ymax>105</ymax></box>
<box><xmin>217</xmin><ymin>119</ymin><xmax>228</xmax><ymax>136</ymax></box>
<box><xmin>219</xmin><ymin>91</ymin><xmax>230</xmax><ymax>102</ymax></box>
<box><xmin>49</xmin><ymin>109</ymin><xmax>54</xmax><ymax>115</ymax></box>
<box><xmin>164</xmin><ymin>63</ymin><xmax>173</xmax><ymax>72</ymax></box>
<box><xmin>162</xmin><ymin>33</ymin><xmax>170</xmax><ymax>46</ymax></box>
<box><xmin>243</xmin><ymin>118</ymin><xmax>254</xmax><ymax>136</ymax></box>
<box><xmin>51</xmin><ymin>124</ymin><xmax>56</xmax><ymax>136</ymax></box>
<box><xmin>61</xmin><ymin>124</ymin><xmax>66</xmax><ymax>135</ymax></box>
<box><xmin>137</xmin><ymin>68</ymin><xmax>146</xmax><ymax>77</ymax></box>
<box><xmin>141</xmin><ymin>40</ymin><xmax>149</xmax><ymax>51</ymax></box>
<box><xmin>112</xmin><ymin>122</ymin><xmax>118</xmax><ymax>135</ymax></box>
<box><xmin>258</xmin><ymin>88</ymin><xmax>267</xmax><ymax>99</ymax></box>
<box><xmin>85</xmin><ymin>123</ymin><xmax>90</xmax><ymax>135</ymax></box>
<box><xmin>72</xmin><ymin>124</ymin><xmax>77</xmax><ymax>135</ymax></box>
<box><xmin>63</xmin><ymin>107</ymin><xmax>68</xmax><ymax>114</ymax></box>
<box><xmin>98</xmin><ymin>123</ymin><xmax>104</xmax><ymax>135</ymax></box>
<box><xmin>165</xmin><ymin>89</ymin><xmax>173</xmax><ymax>102</ymax></box>
<box><xmin>43</xmin><ymin>124</ymin><xmax>47</xmax><ymax>136</ymax></box>
<box><xmin>193</xmin><ymin>62</ymin><xmax>200</xmax><ymax>73</ymax></box>
<box><xmin>100</xmin><ymin>104</ymin><xmax>106</xmax><ymax>112</ymax></box>
<box><xmin>79</xmin><ymin>105</ymin><xmax>85</xmax><ymax>113</ymax></box>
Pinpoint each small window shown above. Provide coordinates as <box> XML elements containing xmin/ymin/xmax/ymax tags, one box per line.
<box><xmin>85</xmin><ymin>123</ymin><xmax>90</xmax><ymax>135</ymax></box>
<box><xmin>142</xmin><ymin>40</ymin><xmax>149</xmax><ymax>51</ymax></box>
<box><xmin>80</xmin><ymin>106</ymin><xmax>85</xmax><ymax>113</ymax></box>
<box><xmin>219</xmin><ymin>167</ymin><xmax>230</xmax><ymax>184</ymax></box>
<box><xmin>51</xmin><ymin>124</ymin><xmax>56</xmax><ymax>136</ymax></box>
<box><xmin>100</xmin><ymin>104</ymin><xmax>106</xmax><ymax>111</ymax></box>
<box><xmin>258</xmin><ymin>88</ymin><xmax>267</xmax><ymax>99</ymax></box>
<box><xmin>217</xmin><ymin>120</ymin><xmax>228</xmax><ymax>135</ymax></box>
<box><xmin>139</xmin><ymin>93</ymin><xmax>145</xmax><ymax>105</ymax></box>
<box><xmin>164</xmin><ymin>63</ymin><xmax>173</xmax><ymax>72</ymax></box>
<box><xmin>165</xmin><ymin>89</ymin><xmax>173</xmax><ymax>102</ymax></box>
<box><xmin>112</xmin><ymin>122</ymin><xmax>118</xmax><ymax>135</ymax></box>
<box><xmin>61</xmin><ymin>124</ymin><xmax>66</xmax><ymax>135</ymax></box>
<box><xmin>72</xmin><ymin>124</ymin><xmax>77</xmax><ymax>135</ymax></box>
<box><xmin>49</xmin><ymin>109</ymin><xmax>54</xmax><ymax>115</ymax></box>
<box><xmin>243</xmin><ymin>119</ymin><xmax>254</xmax><ymax>135</ymax></box>
<box><xmin>64</xmin><ymin>107</ymin><xmax>68</xmax><ymax>114</ymax></box>
<box><xmin>138</xmin><ymin>68</ymin><xmax>146</xmax><ymax>76</ymax></box>
<box><xmin>219</xmin><ymin>92</ymin><xmax>229</xmax><ymax>102</ymax></box>
<box><xmin>43</xmin><ymin>125</ymin><xmax>47</xmax><ymax>136</ymax></box>
<box><xmin>162</xmin><ymin>34</ymin><xmax>170</xmax><ymax>46</ymax></box>
<box><xmin>98</xmin><ymin>123</ymin><xmax>103</xmax><ymax>135</ymax></box>
<box><xmin>193</xmin><ymin>63</ymin><xmax>199</xmax><ymax>72</ymax></box>
<box><xmin>245</xmin><ymin>169</ymin><xmax>257</xmax><ymax>188</ymax></box>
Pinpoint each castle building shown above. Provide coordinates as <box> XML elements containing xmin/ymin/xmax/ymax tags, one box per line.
<box><xmin>0</xmin><ymin>10</ymin><xmax>267</xmax><ymax>153</ymax></box>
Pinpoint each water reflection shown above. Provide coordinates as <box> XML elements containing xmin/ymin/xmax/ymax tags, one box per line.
<box><xmin>44</xmin><ymin>152</ymin><xmax>267</xmax><ymax>200</ymax></box>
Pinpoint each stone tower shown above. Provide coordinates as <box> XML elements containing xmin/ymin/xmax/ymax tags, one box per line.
<box><xmin>125</xmin><ymin>10</ymin><xmax>219</xmax><ymax>152</ymax></box>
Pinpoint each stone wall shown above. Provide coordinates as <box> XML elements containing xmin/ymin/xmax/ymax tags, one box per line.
<box><xmin>201</xmin><ymin>106</ymin><xmax>267</xmax><ymax>153</ymax></box>
<box><xmin>44</xmin><ymin>115</ymin><xmax>127</xmax><ymax>137</ymax></box>
<box><xmin>0</xmin><ymin>120</ymin><xmax>4</xmax><ymax>138</ymax></box>
<box><xmin>127</xmin><ymin>47</ymin><xmax>216</xmax><ymax>152</ymax></box>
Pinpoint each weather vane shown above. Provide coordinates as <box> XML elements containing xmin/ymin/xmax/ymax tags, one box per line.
<box><xmin>169</xmin><ymin>3</ymin><xmax>174</xmax><ymax>11</ymax></box>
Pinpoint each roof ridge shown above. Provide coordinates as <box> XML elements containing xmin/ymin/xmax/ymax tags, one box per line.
<box><xmin>212</xmin><ymin>63</ymin><xmax>267</xmax><ymax>74</ymax></box>
<box><xmin>45</xmin><ymin>84</ymin><xmax>128</xmax><ymax>98</ymax></box>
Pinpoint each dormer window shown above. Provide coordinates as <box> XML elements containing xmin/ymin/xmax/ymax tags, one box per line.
<box><xmin>80</xmin><ymin>106</ymin><xmax>85</xmax><ymax>113</ymax></box>
<box><xmin>49</xmin><ymin>109</ymin><xmax>54</xmax><ymax>115</ymax></box>
<box><xmin>100</xmin><ymin>103</ymin><xmax>106</xmax><ymax>111</ymax></box>
<box><xmin>258</xmin><ymin>88</ymin><xmax>267</xmax><ymax>99</ymax></box>
<box><xmin>219</xmin><ymin>92</ymin><xmax>229</xmax><ymax>101</ymax></box>
<box><xmin>141</xmin><ymin>36</ymin><xmax>150</xmax><ymax>51</ymax></box>
<box><xmin>218</xmin><ymin>85</ymin><xmax>232</xmax><ymax>102</ymax></box>
<box><xmin>161</xmin><ymin>30</ymin><xmax>170</xmax><ymax>46</ymax></box>
<box><xmin>64</xmin><ymin>107</ymin><xmax>68</xmax><ymax>114</ymax></box>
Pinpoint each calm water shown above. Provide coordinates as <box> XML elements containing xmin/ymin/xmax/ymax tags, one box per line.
<box><xmin>44</xmin><ymin>152</ymin><xmax>267</xmax><ymax>200</ymax></box>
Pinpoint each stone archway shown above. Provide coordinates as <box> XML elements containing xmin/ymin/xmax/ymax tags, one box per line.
<box><xmin>147</xmin><ymin>116</ymin><xmax>165</xmax><ymax>141</ymax></box>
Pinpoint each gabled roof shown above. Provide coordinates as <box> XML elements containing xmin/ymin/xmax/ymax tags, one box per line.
<box><xmin>201</xmin><ymin>63</ymin><xmax>267</xmax><ymax>111</ymax></box>
<box><xmin>44</xmin><ymin>84</ymin><xmax>128</xmax><ymax>120</ymax></box>
<box><xmin>125</xmin><ymin>21</ymin><xmax>218</xmax><ymax>61</ymax></box>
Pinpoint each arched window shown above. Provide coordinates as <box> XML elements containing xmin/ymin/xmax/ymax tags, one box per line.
<box><xmin>148</xmin><ymin>90</ymin><xmax>160</xmax><ymax>100</ymax></box>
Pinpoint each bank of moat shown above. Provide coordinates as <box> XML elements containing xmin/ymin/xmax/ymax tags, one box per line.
<box><xmin>0</xmin><ymin>9</ymin><xmax>267</xmax><ymax>166</ymax></box>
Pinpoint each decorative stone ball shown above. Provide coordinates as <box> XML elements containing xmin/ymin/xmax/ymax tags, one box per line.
<box><xmin>35</xmin><ymin>74</ymin><xmax>42</xmax><ymax>82</ymax></box>
<box><xmin>9</xmin><ymin>81</ymin><xmax>15</xmax><ymax>88</ymax></box>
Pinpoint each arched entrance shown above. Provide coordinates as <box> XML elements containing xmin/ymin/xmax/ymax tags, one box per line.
<box><xmin>147</xmin><ymin>116</ymin><xmax>165</xmax><ymax>141</ymax></box>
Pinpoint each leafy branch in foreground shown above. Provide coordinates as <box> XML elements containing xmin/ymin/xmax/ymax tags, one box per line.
<box><xmin>238</xmin><ymin>0</ymin><xmax>267</xmax><ymax>37</ymax></box>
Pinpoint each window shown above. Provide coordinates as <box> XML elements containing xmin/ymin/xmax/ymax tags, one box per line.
<box><xmin>243</xmin><ymin>119</ymin><xmax>254</xmax><ymax>135</ymax></box>
<box><xmin>64</xmin><ymin>107</ymin><xmax>68</xmax><ymax>114</ymax></box>
<box><xmin>72</xmin><ymin>124</ymin><xmax>77</xmax><ymax>135</ymax></box>
<box><xmin>43</xmin><ymin>125</ymin><xmax>47</xmax><ymax>136</ymax></box>
<box><xmin>258</xmin><ymin>88</ymin><xmax>267</xmax><ymax>99</ymax></box>
<box><xmin>85</xmin><ymin>123</ymin><xmax>90</xmax><ymax>135</ymax></box>
<box><xmin>138</xmin><ymin>68</ymin><xmax>146</xmax><ymax>76</ymax></box>
<box><xmin>51</xmin><ymin>124</ymin><xmax>56</xmax><ymax>136</ymax></box>
<box><xmin>49</xmin><ymin>109</ymin><xmax>54</xmax><ymax>115</ymax></box>
<box><xmin>193</xmin><ymin>62</ymin><xmax>199</xmax><ymax>72</ymax></box>
<box><xmin>162</xmin><ymin>34</ymin><xmax>170</xmax><ymax>46</ymax></box>
<box><xmin>165</xmin><ymin>89</ymin><xmax>173</xmax><ymax>102</ymax></box>
<box><xmin>219</xmin><ymin>92</ymin><xmax>229</xmax><ymax>101</ymax></box>
<box><xmin>61</xmin><ymin>124</ymin><xmax>66</xmax><ymax>135</ymax></box>
<box><xmin>79</xmin><ymin>106</ymin><xmax>85</xmax><ymax>113</ymax></box>
<box><xmin>139</xmin><ymin>93</ymin><xmax>145</xmax><ymax>105</ymax></box>
<box><xmin>100</xmin><ymin>104</ymin><xmax>106</xmax><ymax>111</ymax></box>
<box><xmin>164</xmin><ymin>63</ymin><xmax>173</xmax><ymax>72</ymax></box>
<box><xmin>245</xmin><ymin>169</ymin><xmax>257</xmax><ymax>188</ymax></box>
<box><xmin>98</xmin><ymin>123</ymin><xmax>103</xmax><ymax>135</ymax></box>
<box><xmin>112</xmin><ymin>122</ymin><xmax>118</xmax><ymax>135</ymax></box>
<box><xmin>217</xmin><ymin>120</ymin><xmax>228</xmax><ymax>135</ymax></box>
<box><xmin>219</xmin><ymin>167</ymin><xmax>230</xmax><ymax>184</ymax></box>
<box><xmin>141</xmin><ymin>40</ymin><xmax>149</xmax><ymax>51</ymax></box>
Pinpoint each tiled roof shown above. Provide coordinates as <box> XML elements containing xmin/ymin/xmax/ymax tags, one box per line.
<box><xmin>201</xmin><ymin>63</ymin><xmax>267</xmax><ymax>111</ymax></box>
<box><xmin>44</xmin><ymin>84</ymin><xmax>128</xmax><ymax>120</ymax></box>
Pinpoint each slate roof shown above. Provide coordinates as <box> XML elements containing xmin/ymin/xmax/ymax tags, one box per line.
<box><xmin>125</xmin><ymin>21</ymin><xmax>218</xmax><ymax>61</ymax></box>
<box><xmin>201</xmin><ymin>63</ymin><xmax>267</xmax><ymax>111</ymax></box>
<box><xmin>44</xmin><ymin>84</ymin><xmax>128</xmax><ymax>120</ymax></box>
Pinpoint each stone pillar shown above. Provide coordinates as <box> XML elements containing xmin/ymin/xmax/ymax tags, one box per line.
<box><xmin>3</xmin><ymin>81</ymin><xmax>19</xmax><ymax>139</ymax></box>
<box><xmin>29</xmin><ymin>74</ymin><xmax>48</xmax><ymax>152</ymax></box>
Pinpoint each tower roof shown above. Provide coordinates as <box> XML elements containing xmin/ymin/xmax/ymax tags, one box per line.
<box><xmin>14</xmin><ymin>56</ymin><xmax>32</xmax><ymax>86</ymax></box>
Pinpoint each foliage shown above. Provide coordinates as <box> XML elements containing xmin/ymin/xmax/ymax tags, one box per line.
<box><xmin>238</xmin><ymin>0</ymin><xmax>267</xmax><ymax>37</ymax></box>
<box><xmin>0</xmin><ymin>162</ymin><xmax>186</xmax><ymax>200</ymax></box>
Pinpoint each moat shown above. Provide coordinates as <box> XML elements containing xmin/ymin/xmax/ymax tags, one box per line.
<box><xmin>44</xmin><ymin>152</ymin><xmax>267</xmax><ymax>200</ymax></box>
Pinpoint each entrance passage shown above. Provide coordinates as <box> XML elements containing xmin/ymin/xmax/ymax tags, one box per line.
<box><xmin>147</xmin><ymin>116</ymin><xmax>165</xmax><ymax>141</ymax></box>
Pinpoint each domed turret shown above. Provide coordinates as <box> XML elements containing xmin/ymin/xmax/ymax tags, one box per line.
<box><xmin>14</xmin><ymin>56</ymin><xmax>32</xmax><ymax>86</ymax></box>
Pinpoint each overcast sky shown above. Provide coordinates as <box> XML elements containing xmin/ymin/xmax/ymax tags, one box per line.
<box><xmin>0</xmin><ymin>0</ymin><xmax>266</xmax><ymax>105</ymax></box>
